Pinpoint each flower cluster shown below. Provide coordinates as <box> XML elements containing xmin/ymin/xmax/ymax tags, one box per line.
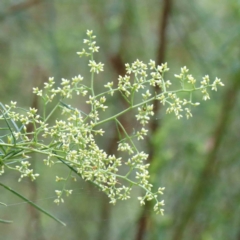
<box><xmin>15</xmin><ymin>161</ymin><xmax>39</xmax><ymax>182</ymax></box>
<box><xmin>0</xmin><ymin>30</ymin><xmax>224</xmax><ymax>217</ymax></box>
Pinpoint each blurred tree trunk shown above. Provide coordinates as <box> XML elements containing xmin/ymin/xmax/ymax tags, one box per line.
<box><xmin>96</xmin><ymin>1</ymin><xmax>139</xmax><ymax>238</ymax></box>
<box><xmin>23</xmin><ymin>66</ymin><xmax>47</xmax><ymax>240</ymax></box>
<box><xmin>135</xmin><ymin>0</ymin><xmax>173</xmax><ymax>239</ymax></box>
<box><xmin>0</xmin><ymin>0</ymin><xmax>42</xmax><ymax>21</ymax></box>
<box><xmin>0</xmin><ymin>39</ymin><xmax>10</xmax><ymax>85</ymax></box>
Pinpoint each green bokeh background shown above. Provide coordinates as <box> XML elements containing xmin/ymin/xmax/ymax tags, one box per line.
<box><xmin>0</xmin><ymin>1</ymin><xmax>240</xmax><ymax>239</ymax></box>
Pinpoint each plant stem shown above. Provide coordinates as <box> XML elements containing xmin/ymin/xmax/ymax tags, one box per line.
<box><xmin>0</xmin><ymin>182</ymin><xmax>66</xmax><ymax>226</ymax></box>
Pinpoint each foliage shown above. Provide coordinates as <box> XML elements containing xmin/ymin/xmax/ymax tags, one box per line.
<box><xmin>0</xmin><ymin>30</ymin><xmax>224</xmax><ymax>224</ymax></box>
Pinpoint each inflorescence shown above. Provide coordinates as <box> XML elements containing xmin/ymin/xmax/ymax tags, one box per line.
<box><xmin>0</xmin><ymin>30</ymin><xmax>224</xmax><ymax>215</ymax></box>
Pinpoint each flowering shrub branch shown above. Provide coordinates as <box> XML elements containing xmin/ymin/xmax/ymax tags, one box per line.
<box><xmin>0</xmin><ymin>30</ymin><xmax>224</xmax><ymax>223</ymax></box>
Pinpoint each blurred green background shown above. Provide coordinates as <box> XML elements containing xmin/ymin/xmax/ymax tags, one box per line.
<box><xmin>0</xmin><ymin>0</ymin><xmax>240</xmax><ymax>240</ymax></box>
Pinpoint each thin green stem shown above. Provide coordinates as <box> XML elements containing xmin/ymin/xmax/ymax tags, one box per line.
<box><xmin>0</xmin><ymin>142</ymin><xmax>63</xmax><ymax>159</ymax></box>
<box><xmin>115</xmin><ymin>119</ymin><xmax>138</xmax><ymax>153</ymax></box>
<box><xmin>0</xmin><ymin>219</ymin><xmax>13</xmax><ymax>224</ymax></box>
<box><xmin>58</xmin><ymin>169</ymin><xmax>72</xmax><ymax>199</ymax></box>
<box><xmin>94</xmin><ymin>86</ymin><xmax>208</xmax><ymax>127</ymax></box>
<box><xmin>0</xmin><ymin>182</ymin><xmax>66</xmax><ymax>226</ymax></box>
<box><xmin>111</xmin><ymin>172</ymin><xmax>155</xmax><ymax>197</ymax></box>
<box><xmin>44</xmin><ymin>100</ymin><xmax>62</xmax><ymax>122</ymax></box>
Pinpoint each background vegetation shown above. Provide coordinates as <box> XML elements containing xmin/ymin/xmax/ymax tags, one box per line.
<box><xmin>0</xmin><ymin>0</ymin><xmax>239</xmax><ymax>239</ymax></box>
